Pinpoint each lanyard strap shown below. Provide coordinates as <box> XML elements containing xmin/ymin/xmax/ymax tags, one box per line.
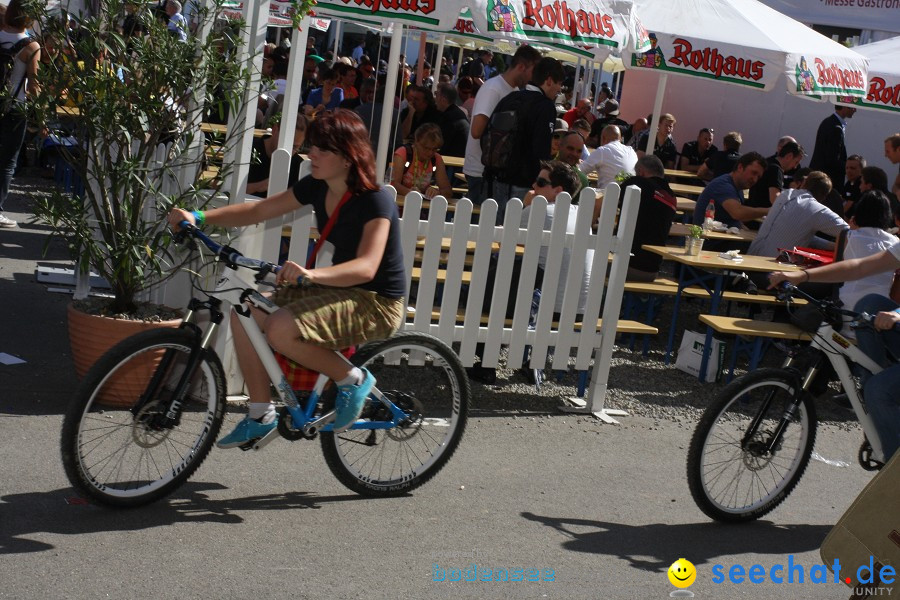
<box><xmin>306</xmin><ymin>189</ymin><xmax>353</xmax><ymax>269</ymax></box>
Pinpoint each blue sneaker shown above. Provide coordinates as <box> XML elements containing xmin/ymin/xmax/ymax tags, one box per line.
<box><xmin>216</xmin><ymin>416</ymin><xmax>278</xmax><ymax>449</ymax></box>
<box><xmin>333</xmin><ymin>368</ymin><xmax>375</xmax><ymax>433</ymax></box>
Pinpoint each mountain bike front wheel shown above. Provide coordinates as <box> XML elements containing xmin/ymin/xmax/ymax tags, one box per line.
<box><xmin>320</xmin><ymin>331</ymin><xmax>470</xmax><ymax>496</ymax></box>
<box><xmin>686</xmin><ymin>368</ymin><xmax>817</xmax><ymax>523</ymax></box>
<box><xmin>60</xmin><ymin>329</ymin><xmax>227</xmax><ymax>507</ymax></box>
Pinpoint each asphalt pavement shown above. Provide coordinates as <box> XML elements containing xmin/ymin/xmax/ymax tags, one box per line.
<box><xmin>0</xmin><ymin>179</ymin><xmax>881</xmax><ymax>600</ymax></box>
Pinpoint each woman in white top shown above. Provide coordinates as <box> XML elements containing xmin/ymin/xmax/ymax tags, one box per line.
<box><xmin>840</xmin><ymin>190</ymin><xmax>898</xmax><ymax>336</ymax></box>
<box><xmin>0</xmin><ymin>0</ymin><xmax>40</xmax><ymax>229</ymax></box>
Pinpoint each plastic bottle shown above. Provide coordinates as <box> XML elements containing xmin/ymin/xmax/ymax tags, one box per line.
<box><xmin>703</xmin><ymin>202</ymin><xmax>715</xmax><ymax>230</ymax></box>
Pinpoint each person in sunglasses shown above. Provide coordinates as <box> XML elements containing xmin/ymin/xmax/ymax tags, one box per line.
<box><xmin>167</xmin><ymin>110</ymin><xmax>406</xmax><ymax>448</ymax></box>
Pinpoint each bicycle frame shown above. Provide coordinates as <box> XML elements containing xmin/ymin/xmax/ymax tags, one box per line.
<box><xmin>173</xmin><ymin>230</ymin><xmax>412</xmax><ymax>449</ymax></box>
<box><xmin>804</xmin><ymin>321</ymin><xmax>887</xmax><ymax>462</ymax></box>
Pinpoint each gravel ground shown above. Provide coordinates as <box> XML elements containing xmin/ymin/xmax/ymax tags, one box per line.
<box><xmin>8</xmin><ymin>165</ymin><xmax>861</xmax><ymax>433</ymax></box>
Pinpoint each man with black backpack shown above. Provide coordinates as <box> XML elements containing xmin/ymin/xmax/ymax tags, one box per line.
<box><xmin>485</xmin><ymin>56</ymin><xmax>564</xmax><ymax>224</ymax></box>
<box><xmin>0</xmin><ymin>0</ymin><xmax>40</xmax><ymax>229</ymax></box>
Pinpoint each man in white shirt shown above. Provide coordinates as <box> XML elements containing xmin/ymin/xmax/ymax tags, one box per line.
<box><xmin>462</xmin><ymin>45</ymin><xmax>541</xmax><ymax>204</ymax></box>
<box><xmin>580</xmin><ymin>125</ymin><xmax>637</xmax><ymax>190</ymax></box>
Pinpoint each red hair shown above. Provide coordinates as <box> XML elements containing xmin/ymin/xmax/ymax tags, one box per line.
<box><xmin>308</xmin><ymin>109</ymin><xmax>378</xmax><ymax>193</ymax></box>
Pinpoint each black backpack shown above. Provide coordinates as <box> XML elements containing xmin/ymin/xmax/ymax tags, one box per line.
<box><xmin>480</xmin><ymin>90</ymin><xmax>536</xmax><ymax>177</ymax></box>
<box><xmin>0</xmin><ymin>37</ymin><xmax>32</xmax><ymax>115</ymax></box>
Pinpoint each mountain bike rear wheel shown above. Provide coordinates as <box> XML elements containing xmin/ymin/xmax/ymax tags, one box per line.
<box><xmin>320</xmin><ymin>332</ymin><xmax>469</xmax><ymax>496</ymax></box>
<box><xmin>686</xmin><ymin>368</ymin><xmax>816</xmax><ymax>523</ymax></box>
<box><xmin>60</xmin><ymin>329</ymin><xmax>226</xmax><ymax>507</ymax></box>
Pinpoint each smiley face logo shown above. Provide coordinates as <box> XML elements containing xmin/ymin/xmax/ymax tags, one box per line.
<box><xmin>668</xmin><ymin>558</ymin><xmax>696</xmax><ymax>588</ymax></box>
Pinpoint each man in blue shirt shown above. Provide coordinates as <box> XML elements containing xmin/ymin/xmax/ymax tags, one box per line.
<box><xmin>693</xmin><ymin>152</ymin><xmax>768</xmax><ymax>229</ymax></box>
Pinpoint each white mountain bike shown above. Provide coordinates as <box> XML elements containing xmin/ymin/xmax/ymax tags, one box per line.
<box><xmin>60</xmin><ymin>223</ymin><xmax>470</xmax><ymax>507</ymax></box>
<box><xmin>687</xmin><ymin>282</ymin><xmax>896</xmax><ymax>523</ymax></box>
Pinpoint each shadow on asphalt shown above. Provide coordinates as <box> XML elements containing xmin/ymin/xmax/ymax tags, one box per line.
<box><xmin>521</xmin><ymin>511</ymin><xmax>830</xmax><ymax>571</ymax></box>
<box><xmin>0</xmin><ymin>483</ymin><xmax>368</xmax><ymax>554</ymax></box>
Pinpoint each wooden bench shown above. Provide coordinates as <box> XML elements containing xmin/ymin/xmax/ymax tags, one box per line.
<box><xmin>698</xmin><ymin>314</ymin><xmax>812</xmax><ymax>381</ymax></box>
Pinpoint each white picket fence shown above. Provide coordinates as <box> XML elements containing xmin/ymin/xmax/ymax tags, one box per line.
<box><xmin>232</xmin><ymin>180</ymin><xmax>641</xmax><ymax>418</ymax></box>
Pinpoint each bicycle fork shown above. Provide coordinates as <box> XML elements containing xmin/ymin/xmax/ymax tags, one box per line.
<box><xmin>742</xmin><ymin>355</ymin><xmax>819</xmax><ymax>456</ymax></box>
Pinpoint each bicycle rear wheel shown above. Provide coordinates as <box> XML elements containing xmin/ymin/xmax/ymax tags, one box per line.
<box><xmin>686</xmin><ymin>368</ymin><xmax>816</xmax><ymax>522</ymax></box>
<box><xmin>320</xmin><ymin>332</ymin><xmax>469</xmax><ymax>496</ymax></box>
<box><xmin>60</xmin><ymin>328</ymin><xmax>226</xmax><ymax>507</ymax></box>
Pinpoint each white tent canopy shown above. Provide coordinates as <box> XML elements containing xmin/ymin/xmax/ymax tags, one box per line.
<box><xmin>836</xmin><ymin>36</ymin><xmax>900</xmax><ymax>116</ymax></box>
<box><xmin>620</xmin><ymin>0</ymin><xmax>869</xmax><ymax>152</ymax></box>
<box><xmin>623</xmin><ymin>0</ymin><xmax>868</xmax><ymax>97</ymax></box>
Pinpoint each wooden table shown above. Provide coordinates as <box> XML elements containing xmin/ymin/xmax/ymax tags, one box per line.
<box><xmin>669</xmin><ymin>222</ymin><xmax>757</xmax><ymax>244</ymax></box>
<box><xmin>669</xmin><ymin>182</ymin><xmax>706</xmax><ymax>197</ymax></box>
<box><xmin>200</xmin><ymin>122</ymin><xmax>271</xmax><ymax>138</ymax></box>
<box><xmin>442</xmin><ymin>155</ymin><xmax>464</xmax><ymax>168</ymax></box>
<box><xmin>642</xmin><ymin>244</ymin><xmax>801</xmax><ymax>381</ymax></box>
<box><xmin>397</xmin><ymin>195</ymin><xmax>480</xmax><ymax>215</ymax></box>
<box><xmin>56</xmin><ymin>105</ymin><xmax>81</xmax><ymax>117</ymax></box>
<box><xmin>665</xmin><ymin>168</ymin><xmax>702</xmax><ymax>181</ymax></box>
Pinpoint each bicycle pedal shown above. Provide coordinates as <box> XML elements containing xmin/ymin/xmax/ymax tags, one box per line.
<box><xmin>250</xmin><ymin>427</ymin><xmax>281</xmax><ymax>451</ymax></box>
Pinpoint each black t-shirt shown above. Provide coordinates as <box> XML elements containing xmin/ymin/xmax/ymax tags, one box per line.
<box><xmin>704</xmin><ymin>150</ymin><xmax>740</xmax><ymax>179</ymax></box>
<box><xmin>680</xmin><ymin>141</ymin><xmax>718</xmax><ymax>167</ymax></box>
<box><xmin>291</xmin><ymin>176</ymin><xmax>406</xmax><ymax>298</ymax></box>
<box><xmin>247</xmin><ymin>137</ymin><xmax>303</xmax><ymax>197</ymax></box>
<box><xmin>620</xmin><ymin>175</ymin><xmax>677</xmax><ymax>273</ymax></box>
<box><xmin>438</xmin><ymin>104</ymin><xmax>469</xmax><ymax>158</ymax></box>
<box><xmin>400</xmin><ymin>104</ymin><xmax>442</xmax><ymax>140</ymax></box>
<box><xmin>842</xmin><ymin>178</ymin><xmax>862</xmax><ymax>216</ymax></box>
<box><xmin>747</xmin><ymin>155</ymin><xmax>784</xmax><ymax>209</ymax></box>
<box><xmin>637</xmin><ymin>131</ymin><xmax>678</xmax><ymax>167</ymax></box>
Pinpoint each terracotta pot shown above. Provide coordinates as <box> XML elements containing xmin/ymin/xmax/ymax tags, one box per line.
<box><xmin>67</xmin><ymin>303</ymin><xmax>182</xmax><ymax>407</ymax></box>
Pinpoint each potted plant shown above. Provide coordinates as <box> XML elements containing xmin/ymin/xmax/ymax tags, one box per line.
<box><xmin>685</xmin><ymin>224</ymin><xmax>705</xmax><ymax>256</ymax></box>
<box><xmin>27</xmin><ymin>0</ymin><xmax>256</xmax><ymax>385</ymax></box>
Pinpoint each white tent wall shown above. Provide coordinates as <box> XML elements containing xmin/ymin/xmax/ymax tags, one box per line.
<box><xmin>619</xmin><ymin>67</ymin><xmax>898</xmax><ymax>179</ymax></box>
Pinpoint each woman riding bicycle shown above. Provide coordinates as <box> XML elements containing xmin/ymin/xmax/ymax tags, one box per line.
<box><xmin>167</xmin><ymin>109</ymin><xmax>406</xmax><ymax>447</ymax></box>
<box><xmin>769</xmin><ymin>242</ymin><xmax>900</xmax><ymax>461</ymax></box>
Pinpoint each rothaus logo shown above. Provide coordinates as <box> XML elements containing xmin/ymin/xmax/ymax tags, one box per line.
<box><xmin>522</xmin><ymin>0</ymin><xmax>616</xmax><ymax>39</ymax></box>
<box><xmin>454</xmin><ymin>18</ymin><xmax>476</xmax><ymax>33</ymax></box>
<box><xmin>670</xmin><ymin>38</ymin><xmax>765</xmax><ymax>81</ymax></box>
<box><xmin>815</xmin><ymin>58</ymin><xmax>865</xmax><ymax>91</ymax></box>
<box><xmin>339</xmin><ymin>0</ymin><xmax>435</xmax><ymax>16</ymax></box>
<box><xmin>868</xmin><ymin>77</ymin><xmax>900</xmax><ymax>107</ymax></box>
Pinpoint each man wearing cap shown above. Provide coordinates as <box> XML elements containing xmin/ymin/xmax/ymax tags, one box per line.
<box><xmin>587</xmin><ymin>99</ymin><xmax>628</xmax><ymax>147</ymax></box>
<box><xmin>581</xmin><ymin>124</ymin><xmax>638</xmax><ymax>190</ymax></box>
<box><xmin>679</xmin><ymin>128</ymin><xmax>718</xmax><ymax>174</ymax></box>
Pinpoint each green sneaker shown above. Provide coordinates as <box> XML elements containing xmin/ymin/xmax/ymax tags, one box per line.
<box><xmin>332</xmin><ymin>369</ymin><xmax>375</xmax><ymax>433</ymax></box>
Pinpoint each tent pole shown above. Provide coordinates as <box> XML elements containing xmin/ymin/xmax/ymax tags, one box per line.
<box><xmin>416</xmin><ymin>31</ymin><xmax>427</xmax><ymax>84</ymax></box>
<box><xmin>572</xmin><ymin>57</ymin><xmax>582</xmax><ymax>105</ymax></box>
<box><xmin>332</xmin><ymin>20</ymin><xmax>341</xmax><ymax>57</ymax></box>
<box><xmin>647</xmin><ymin>74</ymin><xmax>667</xmax><ymax>156</ymax></box>
<box><xmin>455</xmin><ymin>45</ymin><xmax>465</xmax><ymax>83</ymax></box>
<box><xmin>433</xmin><ymin>34</ymin><xmax>446</xmax><ymax>93</ymax></box>
<box><xmin>376</xmin><ymin>23</ymin><xmax>404</xmax><ymax>184</ymax></box>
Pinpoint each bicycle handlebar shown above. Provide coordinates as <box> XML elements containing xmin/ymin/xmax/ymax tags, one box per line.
<box><xmin>174</xmin><ymin>221</ymin><xmax>302</xmax><ymax>284</ymax></box>
<box><xmin>775</xmin><ymin>282</ymin><xmax>891</xmax><ymax>330</ymax></box>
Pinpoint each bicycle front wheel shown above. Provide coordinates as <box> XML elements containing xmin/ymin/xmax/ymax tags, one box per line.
<box><xmin>60</xmin><ymin>328</ymin><xmax>226</xmax><ymax>507</ymax></box>
<box><xmin>320</xmin><ymin>331</ymin><xmax>470</xmax><ymax>496</ymax></box>
<box><xmin>686</xmin><ymin>368</ymin><xmax>816</xmax><ymax>523</ymax></box>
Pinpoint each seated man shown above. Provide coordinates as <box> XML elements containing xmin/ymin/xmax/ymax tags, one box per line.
<box><xmin>635</xmin><ymin>113</ymin><xmax>678</xmax><ymax>169</ymax></box>
<box><xmin>580</xmin><ymin>124</ymin><xmax>637</xmax><ymax>190</ymax></box>
<box><xmin>769</xmin><ymin>249</ymin><xmax>900</xmax><ymax>461</ymax></box>
<box><xmin>246</xmin><ymin>115</ymin><xmax>308</xmax><ymax>197</ymax></box>
<box><xmin>746</xmin><ymin>141</ymin><xmax>805</xmax><ymax>209</ymax></box>
<box><xmin>618</xmin><ymin>156</ymin><xmax>678</xmax><ymax>282</ymax></box>
<box><xmin>692</xmin><ymin>152</ymin><xmax>768</xmax><ymax>231</ymax></box>
<box><xmin>698</xmin><ymin>131</ymin><xmax>742</xmax><ymax>182</ymax></box>
<box><xmin>679</xmin><ymin>128</ymin><xmax>718</xmax><ymax>174</ymax></box>
<box><xmin>554</xmin><ymin>131</ymin><xmax>590</xmax><ymax>197</ymax></box>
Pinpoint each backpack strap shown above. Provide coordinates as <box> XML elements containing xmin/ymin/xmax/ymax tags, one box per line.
<box><xmin>4</xmin><ymin>37</ymin><xmax>34</xmax><ymax>102</ymax></box>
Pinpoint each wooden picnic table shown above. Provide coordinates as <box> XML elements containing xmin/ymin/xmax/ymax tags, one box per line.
<box><xmin>669</xmin><ymin>222</ymin><xmax>757</xmax><ymax>243</ymax></box>
<box><xmin>670</xmin><ymin>181</ymin><xmax>748</xmax><ymax>199</ymax></box>
<box><xmin>200</xmin><ymin>122</ymin><xmax>271</xmax><ymax>138</ymax></box>
<box><xmin>441</xmin><ymin>155</ymin><xmax>464</xmax><ymax>168</ymax></box>
<box><xmin>665</xmin><ymin>168</ymin><xmax>702</xmax><ymax>181</ymax></box>
<box><xmin>642</xmin><ymin>244</ymin><xmax>801</xmax><ymax>381</ymax></box>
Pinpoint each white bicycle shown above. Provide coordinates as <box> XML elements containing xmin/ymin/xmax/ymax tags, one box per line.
<box><xmin>687</xmin><ymin>283</ymin><xmax>895</xmax><ymax>522</ymax></box>
<box><xmin>61</xmin><ymin>223</ymin><xmax>470</xmax><ymax>507</ymax></box>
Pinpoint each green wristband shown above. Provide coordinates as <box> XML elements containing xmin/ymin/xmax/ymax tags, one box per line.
<box><xmin>191</xmin><ymin>210</ymin><xmax>205</xmax><ymax>226</ymax></box>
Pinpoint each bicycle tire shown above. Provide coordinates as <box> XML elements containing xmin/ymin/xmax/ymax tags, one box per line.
<box><xmin>686</xmin><ymin>368</ymin><xmax>817</xmax><ymax>523</ymax></box>
<box><xmin>60</xmin><ymin>328</ymin><xmax>226</xmax><ymax>508</ymax></box>
<box><xmin>320</xmin><ymin>331</ymin><xmax>470</xmax><ymax>496</ymax></box>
